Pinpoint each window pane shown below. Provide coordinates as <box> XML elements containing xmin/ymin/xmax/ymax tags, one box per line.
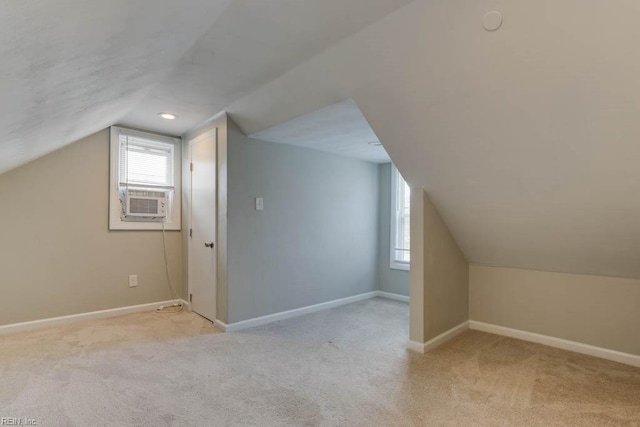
<box><xmin>401</xmin><ymin>214</ymin><xmax>410</xmax><ymax>262</ymax></box>
<box><xmin>403</xmin><ymin>181</ymin><xmax>411</xmax><ymax>213</ymax></box>
<box><xmin>391</xmin><ymin>166</ymin><xmax>411</xmax><ymax>266</ymax></box>
<box><xmin>126</xmin><ymin>149</ymin><xmax>170</xmax><ymax>185</ymax></box>
<box><xmin>119</xmin><ymin>134</ymin><xmax>174</xmax><ymax>188</ymax></box>
<box><xmin>400</xmin><ymin>179</ymin><xmax>410</xmax><ymax>258</ymax></box>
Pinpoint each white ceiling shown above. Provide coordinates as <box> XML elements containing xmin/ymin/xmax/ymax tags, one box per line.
<box><xmin>119</xmin><ymin>0</ymin><xmax>414</xmax><ymax>136</ymax></box>
<box><xmin>250</xmin><ymin>99</ymin><xmax>390</xmax><ymax>163</ymax></box>
<box><xmin>0</xmin><ymin>0</ymin><xmax>232</xmax><ymax>174</ymax></box>
<box><xmin>5</xmin><ymin>0</ymin><xmax>640</xmax><ymax>280</ymax></box>
<box><xmin>0</xmin><ymin>0</ymin><xmax>412</xmax><ymax>174</ymax></box>
<box><xmin>225</xmin><ymin>0</ymin><xmax>640</xmax><ymax>280</ymax></box>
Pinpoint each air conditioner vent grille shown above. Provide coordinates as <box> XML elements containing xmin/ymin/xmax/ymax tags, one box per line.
<box><xmin>129</xmin><ymin>198</ymin><xmax>159</xmax><ymax>215</ymax></box>
<box><xmin>122</xmin><ymin>189</ymin><xmax>168</xmax><ymax>218</ymax></box>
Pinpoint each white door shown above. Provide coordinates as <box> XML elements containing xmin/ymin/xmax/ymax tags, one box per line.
<box><xmin>189</xmin><ymin>129</ymin><xmax>217</xmax><ymax>321</ymax></box>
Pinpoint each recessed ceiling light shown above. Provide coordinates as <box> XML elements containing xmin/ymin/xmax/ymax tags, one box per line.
<box><xmin>368</xmin><ymin>141</ymin><xmax>382</xmax><ymax>146</ymax></box>
<box><xmin>158</xmin><ymin>112</ymin><xmax>178</xmax><ymax>120</ymax></box>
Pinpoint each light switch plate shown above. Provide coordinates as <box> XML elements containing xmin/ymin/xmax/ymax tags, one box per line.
<box><xmin>255</xmin><ymin>197</ymin><xmax>264</xmax><ymax>211</ymax></box>
<box><xmin>129</xmin><ymin>275</ymin><xmax>138</xmax><ymax>288</ymax></box>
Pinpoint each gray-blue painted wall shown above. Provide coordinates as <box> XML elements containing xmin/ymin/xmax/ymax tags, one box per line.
<box><xmin>226</xmin><ymin>121</ymin><xmax>380</xmax><ymax>323</ymax></box>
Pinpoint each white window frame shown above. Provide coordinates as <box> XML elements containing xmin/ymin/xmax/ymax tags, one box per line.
<box><xmin>390</xmin><ymin>165</ymin><xmax>410</xmax><ymax>271</ymax></box>
<box><xmin>109</xmin><ymin>126</ymin><xmax>181</xmax><ymax>231</ymax></box>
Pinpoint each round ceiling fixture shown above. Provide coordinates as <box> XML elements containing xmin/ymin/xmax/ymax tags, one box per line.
<box><xmin>483</xmin><ymin>11</ymin><xmax>503</xmax><ymax>31</ymax></box>
<box><xmin>158</xmin><ymin>112</ymin><xmax>178</xmax><ymax>120</ymax></box>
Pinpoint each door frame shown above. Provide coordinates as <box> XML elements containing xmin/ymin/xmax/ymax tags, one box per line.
<box><xmin>187</xmin><ymin>127</ymin><xmax>218</xmax><ymax>320</ymax></box>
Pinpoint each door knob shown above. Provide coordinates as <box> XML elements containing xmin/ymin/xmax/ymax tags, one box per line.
<box><xmin>204</xmin><ymin>242</ymin><xmax>214</xmax><ymax>248</ymax></box>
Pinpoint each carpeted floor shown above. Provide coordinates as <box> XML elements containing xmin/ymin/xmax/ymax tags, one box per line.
<box><xmin>1</xmin><ymin>298</ymin><xmax>639</xmax><ymax>426</ymax></box>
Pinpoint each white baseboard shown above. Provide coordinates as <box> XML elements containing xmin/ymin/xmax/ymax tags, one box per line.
<box><xmin>376</xmin><ymin>291</ymin><xmax>409</xmax><ymax>303</ymax></box>
<box><xmin>406</xmin><ymin>320</ymin><xmax>470</xmax><ymax>354</ymax></box>
<box><xmin>219</xmin><ymin>291</ymin><xmax>379</xmax><ymax>332</ymax></box>
<box><xmin>0</xmin><ymin>299</ymin><xmax>183</xmax><ymax>336</ymax></box>
<box><xmin>469</xmin><ymin>321</ymin><xmax>640</xmax><ymax>368</ymax></box>
<box><xmin>0</xmin><ymin>290</ymin><xmax>394</xmax><ymax>337</ymax></box>
<box><xmin>425</xmin><ymin>321</ymin><xmax>470</xmax><ymax>352</ymax></box>
<box><xmin>407</xmin><ymin>340</ymin><xmax>426</xmax><ymax>353</ymax></box>
<box><xmin>213</xmin><ymin>319</ymin><xmax>228</xmax><ymax>332</ymax></box>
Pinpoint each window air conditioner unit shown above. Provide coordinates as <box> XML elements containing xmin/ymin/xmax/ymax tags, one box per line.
<box><xmin>125</xmin><ymin>189</ymin><xmax>167</xmax><ymax>218</ymax></box>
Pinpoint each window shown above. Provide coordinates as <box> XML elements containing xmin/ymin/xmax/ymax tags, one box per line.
<box><xmin>109</xmin><ymin>126</ymin><xmax>181</xmax><ymax>230</ymax></box>
<box><xmin>390</xmin><ymin>165</ymin><xmax>410</xmax><ymax>270</ymax></box>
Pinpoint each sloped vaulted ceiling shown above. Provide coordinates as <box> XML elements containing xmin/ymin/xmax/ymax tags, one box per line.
<box><xmin>225</xmin><ymin>0</ymin><xmax>640</xmax><ymax>279</ymax></box>
<box><xmin>0</xmin><ymin>0</ymin><xmax>232</xmax><ymax>173</ymax></box>
<box><xmin>0</xmin><ymin>0</ymin><xmax>413</xmax><ymax>174</ymax></box>
<box><xmin>3</xmin><ymin>0</ymin><xmax>640</xmax><ymax>280</ymax></box>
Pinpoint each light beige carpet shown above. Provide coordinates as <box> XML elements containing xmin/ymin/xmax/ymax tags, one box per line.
<box><xmin>1</xmin><ymin>298</ymin><xmax>639</xmax><ymax>426</ymax></box>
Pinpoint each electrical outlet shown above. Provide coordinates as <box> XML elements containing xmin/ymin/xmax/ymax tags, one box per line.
<box><xmin>128</xmin><ymin>275</ymin><xmax>138</xmax><ymax>288</ymax></box>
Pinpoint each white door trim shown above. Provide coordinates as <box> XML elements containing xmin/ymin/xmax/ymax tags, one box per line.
<box><xmin>188</xmin><ymin>128</ymin><xmax>218</xmax><ymax>321</ymax></box>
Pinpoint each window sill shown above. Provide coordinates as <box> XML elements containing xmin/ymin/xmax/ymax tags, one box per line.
<box><xmin>390</xmin><ymin>262</ymin><xmax>410</xmax><ymax>271</ymax></box>
<box><xmin>109</xmin><ymin>220</ymin><xmax>181</xmax><ymax>231</ymax></box>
